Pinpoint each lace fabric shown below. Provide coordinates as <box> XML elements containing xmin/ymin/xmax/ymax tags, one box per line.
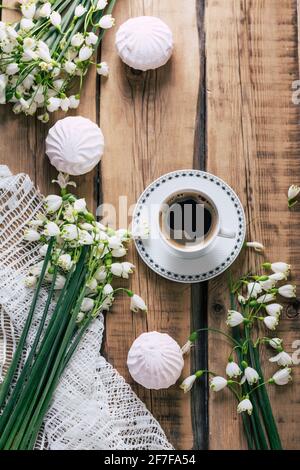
<box><xmin>0</xmin><ymin>166</ymin><xmax>173</xmax><ymax>450</ymax></box>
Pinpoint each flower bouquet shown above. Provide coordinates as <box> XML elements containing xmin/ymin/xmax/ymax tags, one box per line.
<box><xmin>181</xmin><ymin>261</ymin><xmax>296</xmax><ymax>450</ymax></box>
<box><xmin>0</xmin><ymin>172</ymin><xmax>147</xmax><ymax>450</ymax></box>
<box><xmin>0</xmin><ymin>0</ymin><xmax>116</xmax><ymax>121</ymax></box>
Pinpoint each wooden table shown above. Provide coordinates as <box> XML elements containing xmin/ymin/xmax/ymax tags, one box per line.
<box><xmin>1</xmin><ymin>0</ymin><xmax>300</xmax><ymax>450</ymax></box>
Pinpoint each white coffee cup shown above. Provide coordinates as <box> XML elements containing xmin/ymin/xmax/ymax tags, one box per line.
<box><xmin>159</xmin><ymin>189</ymin><xmax>236</xmax><ymax>259</ymax></box>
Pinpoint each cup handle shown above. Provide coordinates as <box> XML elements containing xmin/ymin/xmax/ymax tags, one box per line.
<box><xmin>218</xmin><ymin>227</ymin><xmax>236</xmax><ymax>239</ymax></box>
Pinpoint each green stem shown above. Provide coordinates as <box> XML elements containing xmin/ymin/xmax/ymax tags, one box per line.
<box><xmin>0</xmin><ymin>239</ymin><xmax>54</xmax><ymax>409</ymax></box>
<box><xmin>19</xmin><ymin>284</ymin><xmax>87</xmax><ymax>449</ymax></box>
<box><xmin>0</xmin><ymin>262</ymin><xmax>60</xmax><ymax>434</ymax></box>
<box><xmin>251</xmin><ymin>344</ymin><xmax>283</xmax><ymax>450</ymax></box>
<box><xmin>0</xmin><ymin>249</ymin><xmax>88</xmax><ymax>449</ymax></box>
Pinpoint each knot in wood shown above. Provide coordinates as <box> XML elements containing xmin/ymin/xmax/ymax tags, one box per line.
<box><xmin>286</xmin><ymin>300</ymin><xmax>300</xmax><ymax>319</ymax></box>
<box><xmin>212</xmin><ymin>302</ymin><xmax>225</xmax><ymax>315</ymax></box>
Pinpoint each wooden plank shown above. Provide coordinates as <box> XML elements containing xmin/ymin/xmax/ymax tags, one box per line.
<box><xmin>100</xmin><ymin>0</ymin><xmax>200</xmax><ymax>449</ymax></box>
<box><xmin>206</xmin><ymin>0</ymin><xmax>300</xmax><ymax>449</ymax></box>
<box><xmin>0</xmin><ymin>2</ymin><xmax>36</xmax><ymax>178</ymax></box>
<box><xmin>0</xmin><ymin>2</ymin><xmax>98</xmax><ymax>209</ymax></box>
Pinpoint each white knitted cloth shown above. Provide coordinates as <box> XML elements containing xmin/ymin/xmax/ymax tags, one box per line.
<box><xmin>0</xmin><ymin>166</ymin><xmax>172</xmax><ymax>450</ymax></box>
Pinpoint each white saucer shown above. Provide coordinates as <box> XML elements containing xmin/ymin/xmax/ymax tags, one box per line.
<box><xmin>132</xmin><ymin>170</ymin><xmax>246</xmax><ymax>283</ymax></box>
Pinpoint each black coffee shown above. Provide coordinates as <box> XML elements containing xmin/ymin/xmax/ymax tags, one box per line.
<box><xmin>166</xmin><ymin>195</ymin><xmax>213</xmax><ymax>244</ymax></box>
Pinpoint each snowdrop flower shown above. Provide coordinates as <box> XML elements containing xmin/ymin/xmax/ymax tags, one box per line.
<box><xmin>23</xmin><ymin>37</ymin><xmax>36</xmax><ymax>50</ymax></box>
<box><xmin>45</xmin><ymin>194</ymin><xmax>62</xmax><ymax>213</ymax></box>
<box><xmin>107</xmin><ymin>236</ymin><xmax>121</xmax><ymax>251</ymax></box>
<box><xmin>241</xmin><ymin>367</ymin><xmax>259</xmax><ymax>385</ymax></box>
<box><xmin>37</xmin><ymin>40</ymin><xmax>52</xmax><ymax>62</ymax></box>
<box><xmin>110</xmin><ymin>262</ymin><xmax>123</xmax><ymax>277</ymax></box>
<box><xmin>6</xmin><ymin>25</ymin><xmax>18</xmax><ymax>39</ymax></box>
<box><xmin>69</xmin><ymin>95</ymin><xmax>80</xmax><ymax>109</ymax></box>
<box><xmin>268</xmin><ymin>338</ymin><xmax>283</xmax><ymax>350</ymax></box>
<box><xmin>37</xmin><ymin>113</ymin><xmax>50</xmax><ymax>123</ymax></box>
<box><xmin>269</xmin><ymin>272</ymin><xmax>287</xmax><ymax>281</ymax></box>
<box><xmin>81</xmin><ymin>297</ymin><xmax>95</xmax><ymax>312</ymax></box>
<box><xmin>52</xmin><ymin>173</ymin><xmax>77</xmax><ymax>190</ymax></box>
<box><xmin>64</xmin><ymin>61</ymin><xmax>76</xmax><ymax>74</ymax></box>
<box><xmin>44</xmin><ymin>222</ymin><xmax>60</xmax><ymax>237</ymax></box>
<box><xmin>76</xmin><ymin>311</ymin><xmax>85</xmax><ymax>323</ymax></box>
<box><xmin>60</xmin><ymin>97</ymin><xmax>70</xmax><ymax>112</ymax></box>
<box><xmin>101</xmin><ymin>295</ymin><xmax>114</xmax><ymax>311</ymax></box>
<box><xmin>74</xmin><ymin>198</ymin><xmax>87</xmax><ymax>212</ymax></box>
<box><xmin>96</xmin><ymin>0</ymin><xmax>108</xmax><ymax>9</ymax></box>
<box><xmin>95</xmin><ymin>266</ymin><xmax>107</xmax><ymax>281</ymax></box>
<box><xmin>210</xmin><ymin>376</ymin><xmax>228</xmax><ymax>392</ymax></box>
<box><xmin>99</xmin><ymin>14</ymin><xmax>115</xmax><ymax>29</ymax></box>
<box><xmin>71</xmin><ymin>32</ymin><xmax>85</xmax><ymax>47</ymax></box>
<box><xmin>24</xmin><ymin>275</ymin><xmax>37</xmax><ymax>288</ymax></box>
<box><xmin>19</xmin><ymin>98</ymin><xmax>30</xmax><ymax>111</ymax></box>
<box><xmin>269</xmin><ymin>351</ymin><xmax>293</xmax><ymax>367</ymax></box>
<box><xmin>79</xmin><ymin>46</ymin><xmax>93</xmax><ymax>61</ymax></box>
<box><xmin>20</xmin><ymin>18</ymin><xmax>34</xmax><ymax>31</ymax></box>
<box><xmin>24</xmin><ymin>228</ymin><xmax>41</xmax><ymax>242</ymax></box>
<box><xmin>86</xmin><ymin>32</ymin><xmax>98</xmax><ymax>46</ymax></box>
<box><xmin>247</xmin><ymin>282</ymin><xmax>262</xmax><ymax>299</ymax></box>
<box><xmin>97</xmin><ymin>62</ymin><xmax>109</xmax><ymax>77</ymax></box>
<box><xmin>29</xmin><ymin>213</ymin><xmax>46</xmax><ymax>227</ymax></box>
<box><xmin>180</xmin><ymin>374</ymin><xmax>197</xmax><ymax>393</ymax></box>
<box><xmin>257</xmin><ymin>293</ymin><xmax>276</xmax><ymax>304</ymax></box>
<box><xmin>278</xmin><ymin>284</ymin><xmax>296</xmax><ymax>299</ymax></box>
<box><xmin>265</xmin><ymin>303</ymin><xmax>283</xmax><ymax>317</ymax></box>
<box><xmin>288</xmin><ymin>185</ymin><xmax>300</xmax><ymax>204</ymax></box>
<box><xmin>21</xmin><ymin>1</ymin><xmax>36</xmax><ymax>19</ymax></box>
<box><xmin>29</xmin><ymin>261</ymin><xmax>46</xmax><ymax>276</ymax></box>
<box><xmin>50</xmin><ymin>11</ymin><xmax>61</xmax><ymax>28</ymax></box>
<box><xmin>86</xmin><ymin>278</ymin><xmax>97</xmax><ymax>291</ymax></box>
<box><xmin>103</xmin><ymin>284</ymin><xmax>113</xmax><ymax>296</ymax></box>
<box><xmin>271</xmin><ymin>368</ymin><xmax>292</xmax><ymax>386</ymax></box>
<box><xmin>263</xmin><ymin>262</ymin><xmax>291</xmax><ymax>275</ymax></box>
<box><xmin>259</xmin><ymin>278</ymin><xmax>276</xmax><ymax>291</ymax></box>
<box><xmin>39</xmin><ymin>2</ymin><xmax>51</xmax><ymax>18</ymax></box>
<box><xmin>75</xmin><ymin>5</ymin><xmax>86</xmax><ymax>17</ymax></box>
<box><xmin>226</xmin><ymin>361</ymin><xmax>242</xmax><ymax>378</ymax></box>
<box><xmin>130</xmin><ymin>294</ymin><xmax>147</xmax><ymax>313</ymax></box>
<box><xmin>245</xmin><ymin>241</ymin><xmax>264</xmax><ymax>252</ymax></box>
<box><xmin>79</xmin><ymin>230</ymin><xmax>94</xmax><ymax>245</ymax></box>
<box><xmin>57</xmin><ymin>253</ymin><xmax>73</xmax><ymax>271</ymax></box>
<box><xmin>115</xmin><ymin>228</ymin><xmax>131</xmax><ymax>241</ymax></box>
<box><xmin>121</xmin><ymin>262</ymin><xmax>135</xmax><ymax>279</ymax></box>
<box><xmin>39</xmin><ymin>244</ymin><xmax>49</xmax><ymax>257</ymax></box>
<box><xmin>54</xmin><ymin>274</ymin><xmax>66</xmax><ymax>290</ymax></box>
<box><xmin>237</xmin><ymin>398</ymin><xmax>253</xmax><ymax>415</ymax></box>
<box><xmin>6</xmin><ymin>63</ymin><xmax>19</xmax><ymax>76</ymax></box>
<box><xmin>181</xmin><ymin>340</ymin><xmax>193</xmax><ymax>355</ymax></box>
<box><xmin>263</xmin><ymin>316</ymin><xmax>279</xmax><ymax>331</ymax></box>
<box><xmin>226</xmin><ymin>310</ymin><xmax>244</xmax><ymax>327</ymax></box>
<box><xmin>47</xmin><ymin>97</ymin><xmax>61</xmax><ymax>112</ymax></box>
<box><xmin>79</xmin><ymin>223</ymin><xmax>93</xmax><ymax>231</ymax></box>
<box><xmin>238</xmin><ymin>294</ymin><xmax>246</xmax><ymax>305</ymax></box>
<box><xmin>53</xmin><ymin>79</ymin><xmax>64</xmax><ymax>91</ymax></box>
<box><xmin>61</xmin><ymin>224</ymin><xmax>78</xmax><ymax>241</ymax></box>
<box><xmin>23</xmin><ymin>74</ymin><xmax>35</xmax><ymax>90</ymax></box>
<box><xmin>112</xmin><ymin>247</ymin><xmax>127</xmax><ymax>258</ymax></box>
<box><xmin>23</xmin><ymin>49</ymin><xmax>38</xmax><ymax>61</ymax></box>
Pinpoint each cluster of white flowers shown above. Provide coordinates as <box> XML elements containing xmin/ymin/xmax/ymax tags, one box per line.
<box><xmin>24</xmin><ymin>172</ymin><xmax>147</xmax><ymax>322</ymax></box>
<box><xmin>180</xmin><ymin>261</ymin><xmax>296</xmax><ymax>418</ymax></box>
<box><xmin>0</xmin><ymin>0</ymin><xmax>114</xmax><ymax>119</ymax></box>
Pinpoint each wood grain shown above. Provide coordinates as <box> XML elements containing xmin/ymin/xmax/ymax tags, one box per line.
<box><xmin>206</xmin><ymin>0</ymin><xmax>300</xmax><ymax>449</ymax></box>
<box><xmin>0</xmin><ymin>1</ymin><xmax>99</xmax><ymax>210</ymax></box>
<box><xmin>1</xmin><ymin>0</ymin><xmax>300</xmax><ymax>451</ymax></box>
<box><xmin>100</xmin><ymin>0</ymin><xmax>200</xmax><ymax>449</ymax></box>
